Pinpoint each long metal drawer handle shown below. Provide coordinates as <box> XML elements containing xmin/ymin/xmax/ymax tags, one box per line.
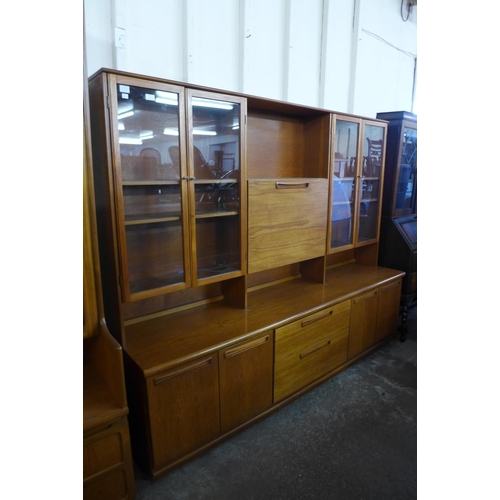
<box><xmin>275</xmin><ymin>182</ymin><xmax>310</xmax><ymax>189</ymax></box>
<box><xmin>154</xmin><ymin>357</ymin><xmax>213</xmax><ymax>385</ymax></box>
<box><xmin>224</xmin><ymin>335</ymin><xmax>269</xmax><ymax>359</ymax></box>
<box><xmin>300</xmin><ymin>339</ymin><xmax>331</xmax><ymax>359</ymax></box>
<box><xmin>301</xmin><ymin>310</ymin><xmax>332</xmax><ymax>328</ymax></box>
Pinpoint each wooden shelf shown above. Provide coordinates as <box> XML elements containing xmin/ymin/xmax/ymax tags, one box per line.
<box><xmin>125</xmin><ymin>213</ymin><xmax>181</xmax><ymax>225</ymax></box>
<box><xmin>83</xmin><ymin>358</ymin><xmax>127</xmax><ymax>434</ymax></box>
<box><xmin>122</xmin><ymin>180</ymin><xmax>180</xmax><ymax>186</ymax></box>
<box><xmin>195</xmin><ymin>210</ymin><xmax>239</xmax><ymax>219</ymax></box>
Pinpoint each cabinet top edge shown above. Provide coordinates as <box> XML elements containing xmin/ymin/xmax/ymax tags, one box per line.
<box><xmin>88</xmin><ymin>67</ymin><xmax>388</xmax><ymax>124</ymax></box>
<box><xmin>376</xmin><ymin>111</ymin><xmax>417</xmax><ymax>123</ymax></box>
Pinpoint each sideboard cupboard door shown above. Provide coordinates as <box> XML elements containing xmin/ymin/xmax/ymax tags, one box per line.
<box><xmin>146</xmin><ymin>354</ymin><xmax>220</xmax><ymax>471</ymax></box>
<box><xmin>376</xmin><ymin>278</ymin><xmax>402</xmax><ymax>342</ymax></box>
<box><xmin>348</xmin><ymin>289</ymin><xmax>379</xmax><ymax>359</ymax></box>
<box><xmin>219</xmin><ymin>332</ymin><xmax>274</xmax><ymax>434</ymax></box>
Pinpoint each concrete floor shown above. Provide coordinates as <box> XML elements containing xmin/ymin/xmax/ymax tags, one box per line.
<box><xmin>133</xmin><ymin>307</ymin><xmax>417</xmax><ymax>500</ymax></box>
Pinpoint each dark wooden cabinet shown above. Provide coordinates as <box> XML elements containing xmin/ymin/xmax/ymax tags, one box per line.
<box><xmin>376</xmin><ymin>111</ymin><xmax>417</xmax><ymax>339</ymax></box>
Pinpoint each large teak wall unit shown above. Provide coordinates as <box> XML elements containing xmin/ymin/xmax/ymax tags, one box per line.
<box><xmin>88</xmin><ymin>68</ymin><xmax>405</xmax><ymax>479</ymax></box>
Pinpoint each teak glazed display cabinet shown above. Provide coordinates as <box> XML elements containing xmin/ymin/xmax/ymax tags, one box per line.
<box><xmin>88</xmin><ymin>68</ymin><xmax>405</xmax><ymax>479</ymax></box>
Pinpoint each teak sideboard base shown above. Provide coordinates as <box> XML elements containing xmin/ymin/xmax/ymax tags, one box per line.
<box><xmin>123</xmin><ymin>263</ymin><xmax>404</xmax><ymax>478</ymax></box>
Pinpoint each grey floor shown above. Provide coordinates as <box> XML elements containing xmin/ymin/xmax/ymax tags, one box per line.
<box><xmin>133</xmin><ymin>306</ymin><xmax>417</xmax><ymax>500</ymax></box>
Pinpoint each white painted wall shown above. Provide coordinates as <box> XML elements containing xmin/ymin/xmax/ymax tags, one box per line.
<box><xmin>84</xmin><ymin>0</ymin><xmax>416</xmax><ymax>118</ymax></box>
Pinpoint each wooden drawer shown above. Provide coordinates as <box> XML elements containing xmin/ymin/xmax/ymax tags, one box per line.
<box><xmin>274</xmin><ymin>330</ymin><xmax>349</xmax><ymax>403</ymax></box>
<box><xmin>83</xmin><ymin>429</ymin><xmax>123</xmax><ymax>480</ymax></box>
<box><xmin>248</xmin><ymin>178</ymin><xmax>328</xmax><ymax>273</ymax></box>
<box><xmin>83</xmin><ymin>418</ymin><xmax>135</xmax><ymax>500</ymax></box>
<box><xmin>83</xmin><ymin>468</ymin><xmax>128</xmax><ymax>500</ymax></box>
<box><xmin>275</xmin><ymin>300</ymin><xmax>351</xmax><ymax>363</ymax></box>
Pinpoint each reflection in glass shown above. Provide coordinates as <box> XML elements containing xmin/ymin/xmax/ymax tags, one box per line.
<box><xmin>116</xmin><ymin>84</ymin><xmax>186</xmax><ymax>293</ymax></box>
<box><xmin>358</xmin><ymin>125</ymin><xmax>385</xmax><ymax>243</ymax></box>
<box><xmin>191</xmin><ymin>97</ymin><xmax>242</xmax><ymax>279</ymax></box>
<box><xmin>117</xmin><ymin>85</ymin><xmax>182</xmax><ymax>181</ymax></box>
<box><xmin>331</xmin><ymin>120</ymin><xmax>358</xmax><ymax>249</ymax></box>
<box><xmin>396</xmin><ymin>127</ymin><xmax>417</xmax><ymax>211</ymax></box>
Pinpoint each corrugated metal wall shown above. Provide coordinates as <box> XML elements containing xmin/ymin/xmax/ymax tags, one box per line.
<box><xmin>84</xmin><ymin>0</ymin><xmax>417</xmax><ymax>117</ymax></box>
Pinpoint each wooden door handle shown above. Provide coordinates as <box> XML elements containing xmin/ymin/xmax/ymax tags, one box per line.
<box><xmin>300</xmin><ymin>339</ymin><xmax>331</xmax><ymax>359</ymax></box>
<box><xmin>224</xmin><ymin>335</ymin><xmax>269</xmax><ymax>359</ymax></box>
<box><xmin>353</xmin><ymin>290</ymin><xmax>378</xmax><ymax>303</ymax></box>
<box><xmin>153</xmin><ymin>356</ymin><xmax>213</xmax><ymax>385</ymax></box>
<box><xmin>301</xmin><ymin>310</ymin><xmax>332</xmax><ymax>328</ymax></box>
<box><xmin>381</xmin><ymin>280</ymin><xmax>402</xmax><ymax>293</ymax></box>
<box><xmin>275</xmin><ymin>182</ymin><xmax>309</xmax><ymax>189</ymax></box>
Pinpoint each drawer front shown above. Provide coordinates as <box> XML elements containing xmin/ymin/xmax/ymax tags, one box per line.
<box><xmin>275</xmin><ymin>300</ymin><xmax>351</xmax><ymax>363</ymax></box>
<box><xmin>248</xmin><ymin>178</ymin><xmax>328</xmax><ymax>273</ymax></box>
<box><xmin>83</xmin><ymin>468</ymin><xmax>128</xmax><ymax>500</ymax></box>
<box><xmin>83</xmin><ymin>418</ymin><xmax>135</xmax><ymax>500</ymax></box>
<box><xmin>274</xmin><ymin>330</ymin><xmax>349</xmax><ymax>403</ymax></box>
<box><xmin>83</xmin><ymin>430</ymin><xmax>123</xmax><ymax>480</ymax></box>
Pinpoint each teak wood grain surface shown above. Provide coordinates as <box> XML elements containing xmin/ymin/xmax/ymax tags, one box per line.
<box><xmin>124</xmin><ymin>264</ymin><xmax>404</xmax><ymax>376</ymax></box>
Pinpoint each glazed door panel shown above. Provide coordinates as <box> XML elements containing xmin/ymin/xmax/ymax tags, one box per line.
<box><xmin>356</xmin><ymin>121</ymin><xmax>386</xmax><ymax>246</ymax></box>
<box><xmin>186</xmin><ymin>90</ymin><xmax>247</xmax><ymax>285</ymax></box>
<box><xmin>330</xmin><ymin>116</ymin><xmax>361</xmax><ymax>252</ymax></box>
<box><xmin>108</xmin><ymin>75</ymin><xmax>190</xmax><ymax>301</ymax></box>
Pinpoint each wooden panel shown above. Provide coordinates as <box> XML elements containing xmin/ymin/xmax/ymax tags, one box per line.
<box><xmin>83</xmin><ymin>468</ymin><xmax>128</xmax><ymax>500</ymax></box>
<box><xmin>84</xmin><ymin>430</ymin><xmax>123</xmax><ymax>480</ymax></box>
<box><xmin>219</xmin><ymin>332</ymin><xmax>274</xmax><ymax>433</ymax></box>
<box><xmin>376</xmin><ymin>278</ymin><xmax>402</xmax><ymax>342</ymax></box>
<box><xmin>83</xmin><ymin>418</ymin><xmax>135</xmax><ymax>500</ymax></box>
<box><xmin>248</xmin><ymin>178</ymin><xmax>328</xmax><ymax>273</ymax></box>
<box><xmin>275</xmin><ymin>300</ymin><xmax>350</xmax><ymax>363</ymax></box>
<box><xmin>274</xmin><ymin>331</ymin><xmax>348</xmax><ymax>403</ymax></box>
<box><xmin>146</xmin><ymin>353</ymin><xmax>220</xmax><ymax>470</ymax></box>
<box><xmin>83</xmin><ymin>328</ymin><xmax>128</xmax><ymax>433</ymax></box>
<box><xmin>348</xmin><ymin>289</ymin><xmax>379</xmax><ymax>359</ymax></box>
<box><xmin>247</xmin><ymin>112</ymin><xmax>305</xmax><ymax>178</ymax></box>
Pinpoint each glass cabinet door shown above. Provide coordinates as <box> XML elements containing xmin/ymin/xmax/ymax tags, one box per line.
<box><xmin>186</xmin><ymin>90</ymin><xmax>246</xmax><ymax>284</ymax></box>
<box><xmin>110</xmin><ymin>77</ymin><xmax>189</xmax><ymax>301</ymax></box>
<box><xmin>356</xmin><ymin>121</ymin><xmax>386</xmax><ymax>244</ymax></box>
<box><xmin>330</xmin><ymin>117</ymin><xmax>360</xmax><ymax>251</ymax></box>
<box><xmin>395</xmin><ymin>125</ymin><xmax>417</xmax><ymax>215</ymax></box>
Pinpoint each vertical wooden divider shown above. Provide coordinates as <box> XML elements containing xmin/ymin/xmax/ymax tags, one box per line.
<box><xmin>222</xmin><ymin>275</ymin><xmax>248</xmax><ymax>309</ymax></box>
